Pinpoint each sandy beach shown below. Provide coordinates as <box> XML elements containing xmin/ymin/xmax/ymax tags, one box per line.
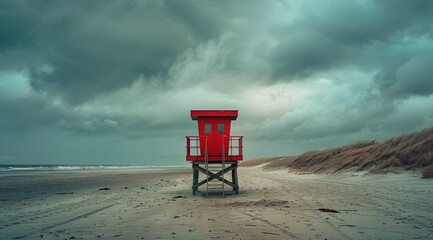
<box><xmin>1</xmin><ymin>166</ymin><xmax>433</xmax><ymax>239</ymax></box>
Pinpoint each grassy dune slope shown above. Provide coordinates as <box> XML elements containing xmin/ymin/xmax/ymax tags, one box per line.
<box><xmin>242</xmin><ymin>127</ymin><xmax>433</xmax><ymax>178</ymax></box>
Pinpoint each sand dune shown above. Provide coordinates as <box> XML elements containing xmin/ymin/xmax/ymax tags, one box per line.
<box><xmin>242</xmin><ymin>127</ymin><xmax>433</xmax><ymax>177</ymax></box>
<box><xmin>1</xmin><ymin>168</ymin><xmax>433</xmax><ymax>239</ymax></box>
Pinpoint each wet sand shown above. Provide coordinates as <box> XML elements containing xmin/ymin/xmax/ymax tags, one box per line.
<box><xmin>1</xmin><ymin>167</ymin><xmax>433</xmax><ymax>239</ymax></box>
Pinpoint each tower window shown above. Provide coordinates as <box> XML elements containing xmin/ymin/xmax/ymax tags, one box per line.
<box><xmin>218</xmin><ymin>123</ymin><xmax>225</xmax><ymax>133</ymax></box>
<box><xmin>204</xmin><ymin>123</ymin><xmax>212</xmax><ymax>133</ymax></box>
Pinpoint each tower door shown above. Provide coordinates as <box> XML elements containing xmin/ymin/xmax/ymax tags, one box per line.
<box><xmin>200</xmin><ymin>119</ymin><xmax>230</xmax><ymax>157</ymax></box>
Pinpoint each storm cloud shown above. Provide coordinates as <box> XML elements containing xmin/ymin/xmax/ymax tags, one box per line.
<box><xmin>1</xmin><ymin>0</ymin><xmax>433</xmax><ymax>165</ymax></box>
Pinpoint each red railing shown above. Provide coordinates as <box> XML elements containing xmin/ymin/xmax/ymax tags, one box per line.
<box><xmin>185</xmin><ymin>136</ymin><xmax>243</xmax><ymax>161</ymax></box>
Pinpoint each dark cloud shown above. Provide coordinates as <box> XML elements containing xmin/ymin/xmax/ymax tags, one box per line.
<box><xmin>0</xmin><ymin>95</ymin><xmax>63</xmax><ymax>132</ymax></box>
<box><xmin>2</xmin><ymin>0</ymin><xmax>432</xmax><ymax>100</ymax></box>
<box><xmin>270</xmin><ymin>30</ymin><xmax>351</xmax><ymax>78</ymax></box>
<box><xmin>0</xmin><ymin>0</ymin><xmax>225</xmax><ymax>103</ymax></box>
<box><xmin>310</xmin><ymin>1</ymin><xmax>433</xmax><ymax>45</ymax></box>
<box><xmin>386</xmin><ymin>56</ymin><xmax>433</xmax><ymax>98</ymax></box>
<box><xmin>164</xmin><ymin>0</ymin><xmax>225</xmax><ymax>40</ymax></box>
<box><xmin>268</xmin><ymin>0</ymin><xmax>433</xmax><ymax>81</ymax></box>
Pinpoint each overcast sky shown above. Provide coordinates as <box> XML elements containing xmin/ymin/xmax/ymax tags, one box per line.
<box><xmin>1</xmin><ymin>0</ymin><xmax>433</xmax><ymax>166</ymax></box>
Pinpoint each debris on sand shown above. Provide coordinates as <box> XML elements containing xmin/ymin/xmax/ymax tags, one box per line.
<box><xmin>172</xmin><ymin>195</ymin><xmax>187</xmax><ymax>199</ymax></box>
<box><xmin>99</xmin><ymin>188</ymin><xmax>111</xmax><ymax>191</ymax></box>
<box><xmin>12</xmin><ymin>236</ymin><xmax>27</xmax><ymax>239</ymax></box>
<box><xmin>317</xmin><ymin>208</ymin><xmax>340</xmax><ymax>213</ymax></box>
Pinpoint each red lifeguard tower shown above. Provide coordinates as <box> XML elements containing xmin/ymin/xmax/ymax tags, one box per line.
<box><xmin>186</xmin><ymin>110</ymin><xmax>243</xmax><ymax>196</ymax></box>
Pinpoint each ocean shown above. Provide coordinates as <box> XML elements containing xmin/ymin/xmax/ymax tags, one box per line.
<box><xmin>0</xmin><ymin>164</ymin><xmax>187</xmax><ymax>178</ymax></box>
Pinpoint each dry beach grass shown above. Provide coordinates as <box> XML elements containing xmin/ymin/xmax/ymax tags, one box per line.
<box><xmin>243</xmin><ymin>127</ymin><xmax>433</xmax><ymax>177</ymax></box>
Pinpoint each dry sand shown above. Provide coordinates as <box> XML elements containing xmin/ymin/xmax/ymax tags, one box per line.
<box><xmin>1</xmin><ymin>166</ymin><xmax>433</xmax><ymax>239</ymax></box>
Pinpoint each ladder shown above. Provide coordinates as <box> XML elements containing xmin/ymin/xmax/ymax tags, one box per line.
<box><xmin>205</xmin><ymin>136</ymin><xmax>226</xmax><ymax>196</ymax></box>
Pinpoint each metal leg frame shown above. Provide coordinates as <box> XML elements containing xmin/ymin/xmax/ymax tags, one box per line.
<box><xmin>192</xmin><ymin>163</ymin><xmax>239</xmax><ymax>195</ymax></box>
<box><xmin>232</xmin><ymin>165</ymin><xmax>239</xmax><ymax>194</ymax></box>
<box><xmin>192</xmin><ymin>165</ymin><xmax>199</xmax><ymax>195</ymax></box>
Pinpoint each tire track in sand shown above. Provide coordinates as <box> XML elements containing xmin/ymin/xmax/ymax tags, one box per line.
<box><xmin>41</xmin><ymin>203</ymin><xmax>116</xmax><ymax>231</ymax></box>
<box><xmin>240</xmin><ymin>210</ymin><xmax>299</xmax><ymax>239</ymax></box>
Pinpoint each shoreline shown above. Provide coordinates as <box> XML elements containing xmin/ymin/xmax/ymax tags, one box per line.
<box><xmin>0</xmin><ymin>165</ymin><xmax>189</xmax><ymax>179</ymax></box>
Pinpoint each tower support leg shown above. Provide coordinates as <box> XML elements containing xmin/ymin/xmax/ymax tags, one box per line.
<box><xmin>231</xmin><ymin>163</ymin><xmax>239</xmax><ymax>194</ymax></box>
<box><xmin>192</xmin><ymin>163</ymin><xmax>199</xmax><ymax>195</ymax></box>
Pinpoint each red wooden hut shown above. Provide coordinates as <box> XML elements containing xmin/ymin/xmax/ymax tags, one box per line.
<box><xmin>186</xmin><ymin>110</ymin><xmax>243</xmax><ymax>196</ymax></box>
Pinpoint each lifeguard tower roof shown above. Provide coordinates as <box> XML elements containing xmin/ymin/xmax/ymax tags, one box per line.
<box><xmin>191</xmin><ymin>110</ymin><xmax>238</xmax><ymax>120</ymax></box>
